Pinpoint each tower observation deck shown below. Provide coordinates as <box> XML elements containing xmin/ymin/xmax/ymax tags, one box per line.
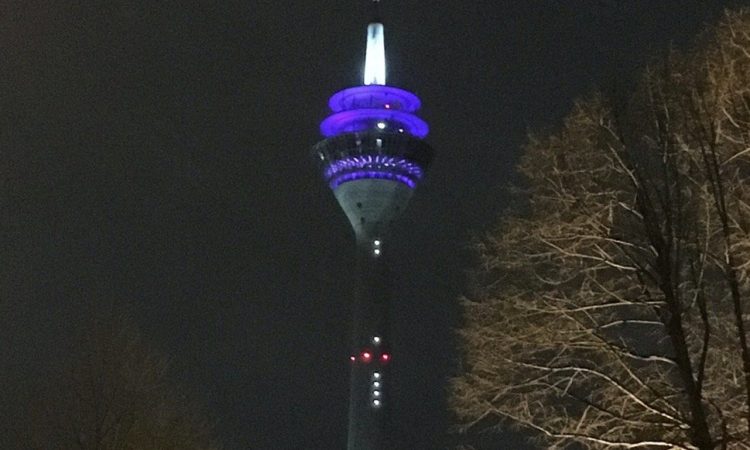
<box><xmin>313</xmin><ymin>3</ymin><xmax>434</xmax><ymax>449</ymax></box>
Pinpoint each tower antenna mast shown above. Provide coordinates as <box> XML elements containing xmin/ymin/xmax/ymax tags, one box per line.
<box><xmin>371</xmin><ymin>0</ymin><xmax>381</xmax><ymax>22</ymax></box>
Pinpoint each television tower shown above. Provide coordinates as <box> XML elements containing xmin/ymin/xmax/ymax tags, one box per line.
<box><xmin>312</xmin><ymin>1</ymin><xmax>434</xmax><ymax>449</ymax></box>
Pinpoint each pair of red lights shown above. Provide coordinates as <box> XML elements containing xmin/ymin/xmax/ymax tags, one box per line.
<box><xmin>349</xmin><ymin>351</ymin><xmax>390</xmax><ymax>364</ymax></box>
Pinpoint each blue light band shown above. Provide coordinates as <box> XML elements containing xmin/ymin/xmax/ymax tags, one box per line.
<box><xmin>328</xmin><ymin>85</ymin><xmax>422</xmax><ymax>113</ymax></box>
<box><xmin>320</xmin><ymin>108</ymin><xmax>429</xmax><ymax>138</ymax></box>
<box><xmin>325</xmin><ymin>155</ymin><xmax>424</xmax><ymax>189</ymax></box>
<box><xmin>331</xmin><ymin>171</ymin><xmax>417</xmax><ymax>189</ymax></box>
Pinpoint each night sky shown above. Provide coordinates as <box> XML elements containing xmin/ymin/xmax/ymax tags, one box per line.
<box><xmin>0</xmin><ymin>1</ymin><xmax>745</xmax><ymax>449</ymax></box>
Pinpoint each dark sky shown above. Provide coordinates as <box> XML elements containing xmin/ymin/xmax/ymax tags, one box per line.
<box><xmin>0</xmin><ymin>1</ymin><xmax>745</xmax><ymax>449</ymax></box>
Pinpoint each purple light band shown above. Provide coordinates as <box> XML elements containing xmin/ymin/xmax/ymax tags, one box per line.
<box><xmin>324</xmin><ymin>155</ymin><xmax>423</xmax><ymax>178</ymax></box>
<box><xmin>320</xmin><ymin>109</ymin><xmax>429</xmax><ymax>138</ymax></box>
<box><xmin>330</xmin><ymin>171</ymin><xmax>417</xmax><ymax>189</ymax></box>
<box><xmin>328</xmin><ymin>85</ymin><xmax>422</xmax><ymax>113</ymax></box>
<box><xmin>325</xmin><ymin>155</ymin><xmax>424</xmax><ymax>189</ymax></box>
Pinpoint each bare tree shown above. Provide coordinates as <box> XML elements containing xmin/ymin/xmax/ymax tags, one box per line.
<box><xmin>451</xmin><ymin>9</ymin><xmax>750</xmax><ymax>450</ymax></box>
<box><xmin>11</xmin><ymin>311</ymin><xmax>221</xmax><ymax>450</ymax></box>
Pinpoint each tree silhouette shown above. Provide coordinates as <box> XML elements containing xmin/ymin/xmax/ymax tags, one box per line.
<box><xmin>452</xmin><ymin>9</ymin><xmax>750</xmax><ymax>450</ymax></box>
<box><xmin>10</xmin><ymin>311</ymin><xmax>221</xmax><ymax>450</ymax></box>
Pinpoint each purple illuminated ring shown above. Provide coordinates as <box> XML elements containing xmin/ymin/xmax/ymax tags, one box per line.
<box><xmin>328</xmin><ymin>85</ymin><xmax>422</xmax><ymax>113</ymax></box>
<box><xmin>324</xmin><ymin>154</ymin><xmax>423</xmax><ymax>179</ymax></box>
<box><xmin>320</xmin><ymin>109</ymin><xmax>429</xmax><ymax>138</ymax></box>
<box><xmin>330</xmin><ymin>171</ymin><xmax>417</xmax><ymax>189</ymax></box>
<box><xmin>324</xmin><ymin>155</ymin><xmax>424</xmax><ymax>189</ymax></box>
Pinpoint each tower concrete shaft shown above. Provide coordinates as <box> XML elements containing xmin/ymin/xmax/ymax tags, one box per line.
<box><xmin>348</xmin><ymin>234</ymin><xmax>392</xmax><ymax>449</ymax></box>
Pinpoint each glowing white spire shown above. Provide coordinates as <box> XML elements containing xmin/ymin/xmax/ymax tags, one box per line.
<box><xmin>364</xmin><ymin>22</ymin><xmax>386</xmax><ymax>85</ymax></box>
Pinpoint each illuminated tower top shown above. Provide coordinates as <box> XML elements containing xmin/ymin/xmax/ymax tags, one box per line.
<box><xmin>364</xmin><ymin>21</ymin><xmax>386</xmax><ymax>85</ymax></box>
<box><xmin>314</xmin><ymin>3</ymin><xmax>434</xmax><ymax>241</ymax></box>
